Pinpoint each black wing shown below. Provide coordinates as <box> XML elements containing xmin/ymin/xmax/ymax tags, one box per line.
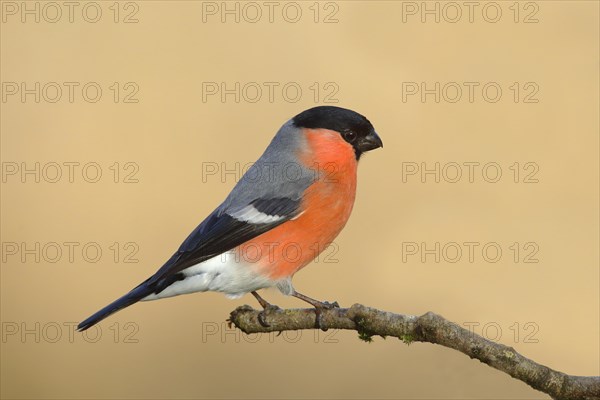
<box><xmin>146</xmin><ymin>197</ymin><xmax>301</xmax><ymax>288</ymax></box>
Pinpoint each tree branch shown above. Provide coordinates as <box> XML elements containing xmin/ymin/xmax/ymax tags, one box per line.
<box><xmin>228</xmin><ymin>303</ymin><xmax>599</xmax><ymax>400</ymax></box>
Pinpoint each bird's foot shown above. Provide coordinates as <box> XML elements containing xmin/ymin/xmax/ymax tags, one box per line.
<box><xmin>291</xmin><ymin>290</ymin><xmax>340</xmax><ymax>331</ymax></box>
<box><xmin>257</xmin><ymin>304</ymin><xmax>281</xmax><ymax>328</ymax></box>
<box><xmin>251</xmin><ymin>291</ymin><xmax>280</xmax><ymax>327</ymax></box>
<box><xmin>312</xmin><ymin>300</ymin><xmax>339</xmax><ymax>331</ymax></box>
<box><xmin>317</xmin><ymin>300</ymin><xmax>340</xmax><ymax>309</ymax></box>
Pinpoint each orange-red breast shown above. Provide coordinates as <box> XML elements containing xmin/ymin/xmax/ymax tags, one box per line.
<box><xmin>78</xmin><ymin>106</ymin><xmax>382</xmax><ymax>331</ymax></box>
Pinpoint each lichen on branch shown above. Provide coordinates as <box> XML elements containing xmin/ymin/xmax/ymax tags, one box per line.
<box><xmin>228</xmin><ymin>303</ymin><xmax>599</xmax><ymax>400</ymax></box>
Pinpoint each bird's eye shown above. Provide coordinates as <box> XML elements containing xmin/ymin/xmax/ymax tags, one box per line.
<box><xmin>343</xmin><ymin>130</ymin><xmax>357</xmax><ymax>143</ymax></box>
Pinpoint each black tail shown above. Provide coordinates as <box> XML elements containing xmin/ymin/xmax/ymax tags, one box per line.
<box><xmin>77</xmin><ymin>282</ymin><xmax>152</xmax><ymax>331</ymax></box>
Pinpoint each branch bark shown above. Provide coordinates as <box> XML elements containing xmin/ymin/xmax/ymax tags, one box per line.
<box><xmin>228</xmin><ymin>303</ymin><xmax>599</xmax><ymax>400</ymax></box>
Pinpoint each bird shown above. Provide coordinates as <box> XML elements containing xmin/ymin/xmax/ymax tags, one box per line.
<box><xmin>77</xmin><ymin>106</ymin><xmax>383</xmax><ymax>331</ymax></box>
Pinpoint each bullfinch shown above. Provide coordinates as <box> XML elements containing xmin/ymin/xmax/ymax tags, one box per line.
<box><xmin>78</xmin><ymin>106</ymin><xmax>383</xmax><ymax>331</ymax></box>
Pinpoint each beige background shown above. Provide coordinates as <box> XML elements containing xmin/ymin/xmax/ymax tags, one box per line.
<box><xmin>1</xmin><ymin>1</ymin><xmax>598</xmax><ymax>399</ymax></box>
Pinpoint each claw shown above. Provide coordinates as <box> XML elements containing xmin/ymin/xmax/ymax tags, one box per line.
<box><xmin>321</xmin><ymin>301</ymin><xmax>339</xmax><ymax>309</ymax></box>
<box><xmin>313</xmin><ymin>301</ymin><xmax>339</xmax><ymax>331</ymax></box>
<box><xmin>314</xmin><ymin>308</ymin><xmax>325</xmax><ymax>330</ymax></box>
<box><xmin>258</xmin><ymin>310</ymin><xmax>270</xmax><ymax>327</ymax></box>
<box><xmin>290</xmin><ymin>290</ymin><xmax>341</xmax><ymax>331</ymax></box>
<box><xmin>257</xmin><ymin>304</ymin><xmax>281</xmax><ymax>327</ymax></box>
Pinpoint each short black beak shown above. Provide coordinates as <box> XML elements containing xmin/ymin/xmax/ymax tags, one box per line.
<box><xmin>357</xmin><ymin>131</ymin><xmax>383</xmax><ymax>152</ymax></box>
